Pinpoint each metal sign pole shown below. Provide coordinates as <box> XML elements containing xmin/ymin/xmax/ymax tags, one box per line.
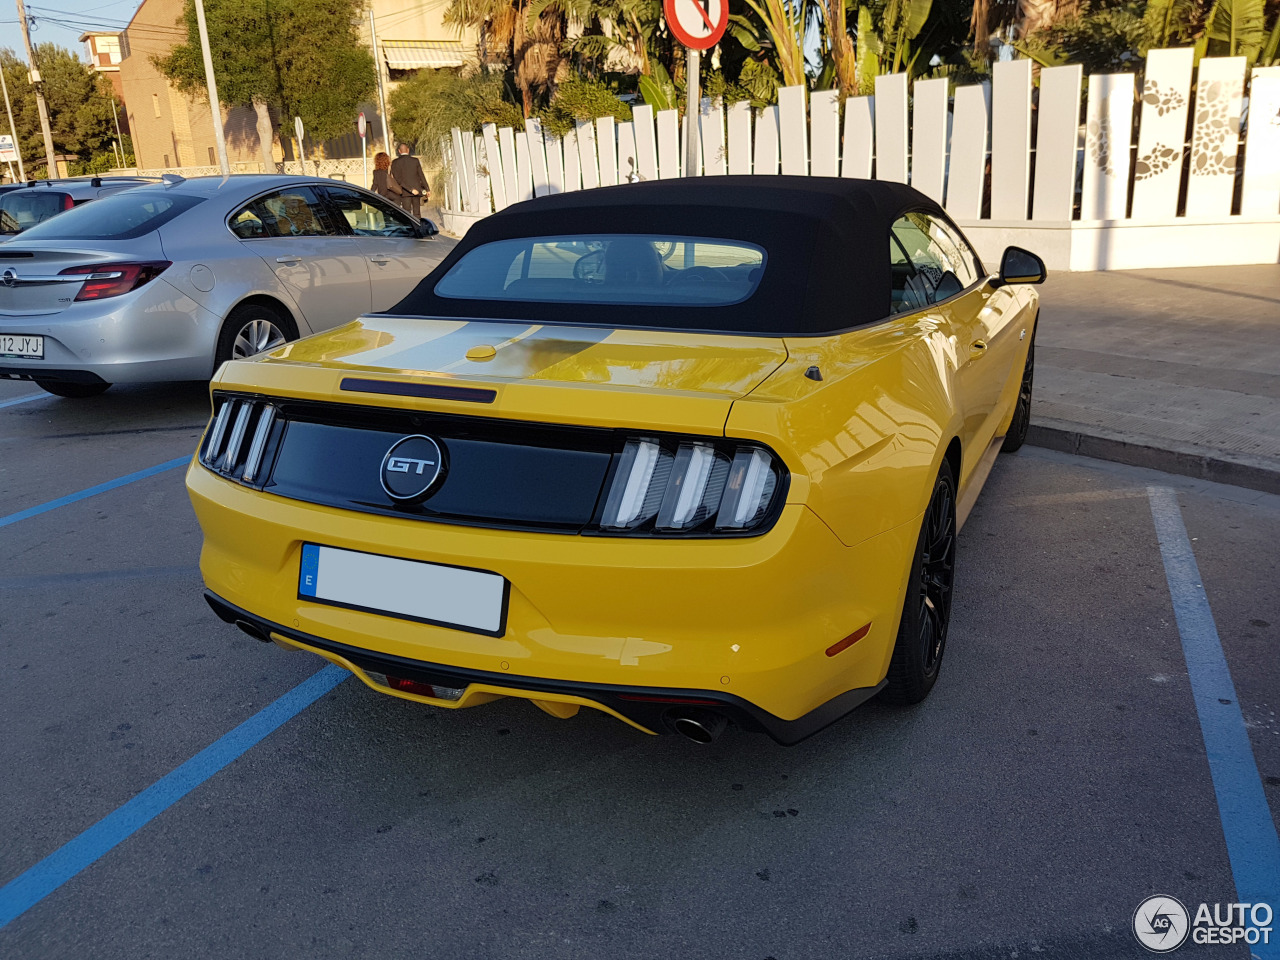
<box><xmin>193</xmin><ymin>0</ymin><xmax>230</xmax><ymax>176</ymax></box>
<box><xmin>684</xmin><ymin>47</ymin><xmax>700</xmax><ymax>177</ymax></box>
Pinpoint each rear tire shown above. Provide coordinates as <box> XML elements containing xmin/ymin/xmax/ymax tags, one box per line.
<box><xmin>215</xmin><ymin>302</ymin><xmax>297</xmax><ymax>369</ymax></box>
<box><xmin>1000</xmin><ymin>337</ymin><xmax>1034</xmax><ymax>453</ymax></box>
<box><xmin>882</xmin><ymin>460</ymin><xmax>957</xmax><ymax>705</ymax></box>
<box><xmin>34</xmin><ymin>379</ymin><xmax>111</xmax><ymax>399</ymax></box>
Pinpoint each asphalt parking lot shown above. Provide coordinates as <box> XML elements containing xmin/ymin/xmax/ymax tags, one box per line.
<box><xmin>1</xmin><ymin>377</ymin><xmax>1278</xmax><ymax>960</ymax></box>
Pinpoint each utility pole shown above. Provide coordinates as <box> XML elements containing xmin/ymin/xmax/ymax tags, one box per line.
<box><xmin>683</xmin><ymin>48</ymin><xmax>700</xmax><ymax>177</ymax></box>
<box><xmin>369</xmin><ymin>8</ymin><xmax>393</xmax><ymax>154</ymax></box>
<box><xmin>193</xmin><ymin>0</ymin><xmax>230</xmax><ymax>175</ymax></box>
<box><xmin>109</xmin><ymin>93</ymin><xmax>125</xmax><ymax>168</ymax></box>
<box><xmin>0</xmin><ymin>52</ymin><xmax>26</xmax><ymax>180</ymax></box>
<box><xmin>14</xmin><ymin>0</ymin><xmax>57</xmax><ymax>176</ymax></box>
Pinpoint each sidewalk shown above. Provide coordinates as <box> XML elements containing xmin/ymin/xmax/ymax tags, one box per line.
<box><xmin>1030</xmin><ymin>264</ymin><xmax>1280</xmax><ymax>494</ymax></box>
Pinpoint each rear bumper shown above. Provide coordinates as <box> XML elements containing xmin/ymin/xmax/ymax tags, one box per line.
<box><xmin>205</xmin><ymin>591</ymin><xmax>886</xmax><ymax>745</ymax></box>
<box><xmin>188</xmin><ymin>463</ymin><xmax>920</xmax><ymax>734</ymax></box>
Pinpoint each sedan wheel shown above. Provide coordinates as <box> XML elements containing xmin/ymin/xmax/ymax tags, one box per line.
<box><xmin>232</xmin><ymin>318</ymin><xmax>288</xmax><ymax>359</ymax></box>
<box><xmin>882</xmin><ymin>460</ymin><xmax>957</xmax><ymax>704</ymax></box>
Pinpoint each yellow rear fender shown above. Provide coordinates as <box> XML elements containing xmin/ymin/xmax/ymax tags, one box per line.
<box><xmin>728</xmin><ymin>313</ymin><xmax>965</xmax><ymax>548</ymax></box>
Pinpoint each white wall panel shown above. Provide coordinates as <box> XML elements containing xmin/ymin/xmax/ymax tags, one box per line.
<box><xmin>809</xmin><ymin>89</ymin><xmax>840</xmax><ymax>177</ymax></box>
<box><xmin>1186</xmin><ymin>56</ymin><xmax>1247</xmax><ymax>217</ymax></box>
<box><xmin>656</xmin><ymin>108</ymin><xmax>680</xmax><ymax>179</ymax></box>
<box><xmin>946</xmin><ymin>84</ymin><xmax>988</xmax><ymax>220</ymax></box>
<box><xmin>1131</xmin><ymin>47</ymin><xmax>1194</xmax><ymax>220</ymax></box>
<box><xmin>727</xmin><ymin>100</ymin><xmax>752</xmax><ymax>174</ymax></box>
<box><xmin>1081</xmin><ymin>73</ymin><xmax>1134</xmax><ymax>220</ymax></box>
<box><xmin>481</xmin><ymin>124</ymin><xmax>507</xmax><ymax>210</ymax></box>
<box><xmin>595</xmin><ymin>116</ymin><xmax>617</xmax><ymax>186</ymax></box>
<box><xmin>632</xmin><ymin>105</ymin><xmax>658</xmax><ymax>181</ymax></box>
<box><xmin>497</xmin><ymin>126</ymin><xmax>520</xmax><ymax>204</ymax></box>
<box><xmin>616</xmin><ymin>121</ymin><xmax>638</xmax><ymax>183</ymax></box>
<box><xmin>911</xmin><ymin>77</ymin><xmax>947</xmax><ymax>201</ymax></box>
<box><xmin>1032</xmin><ymin>65</ymin><xmax>1082</xmax><ymax>221</ymax></box>
<box><xmin>841</xmin><ymin>96</ymin><xmax>874</xmax><ymax>178</ymax></box>
<box><xmin>561</xmin><ymin>126</ymin><xmax>581</xmax><ymax>192</ymax></box>
<box><xmin>524</xmin><ymin>119</ymin><xmax>550</xmax><ymax>197</ymax></box>
<box><xmin>700</xmin><ymin>98</ymin><xmax>727</xmax><ymax>175</ymax></box>
<box><xmin>1241</xmin><ymin>67</ymin><xmax>1280</xmax><ymax>216</ymax></box>
<box><xmin>754</xmin><ymin>105</ymin><xmax>780</xmax><ymax>175</ymax></box>
<box><xmin>475</xmin><ymin>134</ymin><xmax>494</xmax><ymax>212</ymax></box>
<box><xmin>874</xmin><ymin>72</ymin><xmax>908</xmax><ymax>183</ymax></box>
<box><xmin>513</xmin><ymin>128</ymin><xmax>535</xmax><ymax>202</ymax></box>
<box><xmin>990</xmin><ymin>60</ymin><xmax>1032</xmax><ymax>220</ymax></box>
<box><xmin>576</xmin><ymin>119</ymin><xmax>600</xmax><ymax>189</ymax></box>
<box><xmin>778</xmin><ymin>85</ymin><xmax>808</xmax><ymax>175</ymax></box>
<box><xmin>544</xmin><ymin>133</ymin><xmax>564</xmax><ymax>195</ymax></box>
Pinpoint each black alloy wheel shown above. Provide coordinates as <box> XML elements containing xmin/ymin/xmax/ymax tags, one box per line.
<box><xmin>34</xmin><ymin>379</ymin><xmax>111</xmax><ymax>399</ymax></box>
<box><xmin>882</xmin><ymin>460</ymin><xmax>957</xmax><ymax>704</ymax></box>
<box><xmin>1001</xmin><ymin>336</ymin><xmax>1035</xmax><ymax>453</ymax></box>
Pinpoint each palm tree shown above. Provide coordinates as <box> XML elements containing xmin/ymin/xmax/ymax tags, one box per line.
<box><xmin>446</xmin><ymin>0</ymin><xmax>567</xmax><ymax>115</ymax></box>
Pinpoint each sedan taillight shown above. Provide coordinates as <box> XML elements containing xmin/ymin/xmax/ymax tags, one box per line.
<box><xmin>58</xmin><ymin>261</ymin><xmax>171</xmax><ymax>301</ymax></box>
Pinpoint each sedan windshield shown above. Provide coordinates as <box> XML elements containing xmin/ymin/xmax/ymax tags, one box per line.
<box><xmin>13</xmin><ymin>190</ymin><xmax>204</xmax><ymax>241</ymax></box>
<box><xmin>434</xmin><ymin>235</ymin><xmax>766</xmax><ymax>307</ymax></box>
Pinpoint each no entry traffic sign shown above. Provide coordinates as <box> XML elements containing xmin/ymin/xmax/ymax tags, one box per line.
<box><xmin>664</xmin><ymin>0</ymin><xmax>727</xmax><ymax>50</ymax></box>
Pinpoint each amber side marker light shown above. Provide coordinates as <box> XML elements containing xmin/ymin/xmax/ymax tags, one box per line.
<box><xmin>826</xmin><ymin>623</ymin><xmax>871</xmax><ymax>657</ymax></box>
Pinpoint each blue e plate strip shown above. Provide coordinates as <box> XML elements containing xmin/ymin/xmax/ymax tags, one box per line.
<box><xmin>0</xmin><ymin>393</ymin><xmax>43</xmax><ymax>409</ymax></box>
<box><xmin>0</xmin><ymin>456</ymin><xmax>190</xmax><ymax>529</ymax></box>
<box><xmin>0</xmin><ymin>664</ymin><xmax>349</xmax><ymax>929</ymax></box>
<box><xmin>1148</xmin><ymin>486</ymin><xmax>1280</xmax><ymax>927</ymax></box>
<box><xmin>298</xmin><ymin>543</ymin><xmax>320</xmax><ymax>597</ymax></box>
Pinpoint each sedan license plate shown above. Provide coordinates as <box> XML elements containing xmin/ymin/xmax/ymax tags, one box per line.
<box><xmin>0</xmin><ymin>335</ymin><xmax>43</xmax><ymax>359</ymax></box>
<box><xmin>298</xmin><ymin>543</ymin><xmax>507</xmax><ymax>636</ymax></box>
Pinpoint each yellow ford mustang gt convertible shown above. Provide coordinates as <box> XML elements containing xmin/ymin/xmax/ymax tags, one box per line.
<box><xmin>187</xmin><ymin>176</ymin><xmax>1045</xmax><ymax>744</ymax></box>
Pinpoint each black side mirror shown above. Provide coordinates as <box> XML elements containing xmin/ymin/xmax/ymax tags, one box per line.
<box><xmin>994</xmin><ymin>246</ymin><xmax>1047</xmax><ymax>286</ymax></box>
<box><xmin>418</xmin><ymin>218</ymin><xmax>439</xmax><ymax>238</ymax></box>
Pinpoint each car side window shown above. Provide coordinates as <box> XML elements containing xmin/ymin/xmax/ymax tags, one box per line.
<box><xmin>927</xmin><ymin>216</ymin><xmax>983</xmax><ymax>286</ymax></box>
<box><xmin>232</xmin><ymin>187</ymin><xmax>336</xmax><ymax>239</ymax></box>
<box><xmin>323</xmin><ymin>186</ymin><xmax>418</xmax><ymax>238</ymax></box>
<box><xmin>889</xmin><ymin>212</ymin><xmax>971</xmax><ymax>314</ymax></box>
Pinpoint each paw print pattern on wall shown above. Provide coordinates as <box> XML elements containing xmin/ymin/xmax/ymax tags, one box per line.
<box><xmin>1190</xmin><ymin>78</ymin><xmax>1244</xmax><ymax>178</ymax></box>
<box><xmin>1142</xmin><ymin>80</ymin><xmax>1185</xmax><ymax>117</ymax></box>
<box><xmin>1087</xmin><ymin>103</ymin><xmax>1117</xmax><ymax>178</ymax></box>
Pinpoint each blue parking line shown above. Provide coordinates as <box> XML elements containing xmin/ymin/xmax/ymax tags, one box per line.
<box><xmin>0</xmin><ymin>456</ymin><xmax>190</xmax><ymax>529</ymax></box>
<box><xmin>0</xmin><ymin>393</ymin><xmax>44</xmax><ymax>409</ymax></box>
<box><xmin>0</xmin><ymin>664</ymin><xmax>350</xmax><ymax>928</ymax></box>
<box><xmin>1148</xmin><ymin>487</ymin><xmax>1280</xmax><ymax>933</ymax></box>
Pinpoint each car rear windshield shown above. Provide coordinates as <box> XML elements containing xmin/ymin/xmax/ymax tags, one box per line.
<box><xmin>433</xmin><ymin>235</ymin><xmax>766</xmax><ymax>307</ymax></box>
<box><xmin>0</xmin><ymin>192</ymin><xmax>71</xmax><ymax>235</ymax></box>
<box><xmin>13</xmin><ymin>190</ymin><xmax>204</xmax><ymax>241</ymax></box>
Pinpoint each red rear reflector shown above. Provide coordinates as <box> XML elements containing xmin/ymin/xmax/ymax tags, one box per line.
<box><xmin>617</xmin><ymin>694</ymin><xmax>722</xmax><ymax>705</ymax></box>
<box><xmin>826</xmin><ymin>623</ymin><xmax>871</xmax><ymax>657</ymax></box>
<box><xmin>62</xmin><ymin>193</ymin><xmax>74</xmax><ymax>211</ymax></box>
<box><xmin>59</xmin><ymin>261</ymin><xmax>171</xmax><ymax>301</ymax></box>
<box><xmin>387</xmin><ymin>676</ymin><xmax>437</xmax><ymax>697</ymax></box>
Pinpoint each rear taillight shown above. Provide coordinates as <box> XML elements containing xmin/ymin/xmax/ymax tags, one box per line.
<box><xmin>597</xmin><ymin>437</ymin><xmax>786</xmax><ymax>536</ymax></box>
<box><xmin>58</xmin><ymin>261</ymin><xmax>171</xmax><ymax>301</ymax></box>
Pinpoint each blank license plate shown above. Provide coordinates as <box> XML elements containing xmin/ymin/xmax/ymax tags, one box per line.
<box><xmin>0</xmin><ymin>335</ymin><xmax>43</xmax><ymax>359</ymax></box>
<box><xmin>298</xmin><ymin>543</ymin><xmax>507</xmax><ymax>636</ymax></box>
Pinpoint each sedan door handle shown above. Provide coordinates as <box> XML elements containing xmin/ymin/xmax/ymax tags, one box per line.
<box><xmin>368</xmin><ymin>256</ymin><xmax>391</xmax><ymax>264</ymax></box>
<box><xmin>970</xmin><ymin>339</ymin><xmax>988</xmax><ymax>356</ymax></box>
<box><xmin>275</xmin><ymin>255</ymin><xmax>302</xmax><ymax>264</ymax></box>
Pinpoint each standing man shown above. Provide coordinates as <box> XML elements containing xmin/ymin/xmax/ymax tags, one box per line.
<box><xmin>390</xmin><ymin>143</ymin><xmax>429</xmax><ymax>219</ymax></box>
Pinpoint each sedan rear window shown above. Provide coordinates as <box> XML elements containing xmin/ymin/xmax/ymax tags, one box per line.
<box><xmin>434</xmin><ymin>235</ymin><xmax>766</xmax><ymax>307</ymax></box>
<box><xmin>0</xmin><ymin>192</ymin><xmax>71</xmax><ymax>235</ymax></box>
<box><xmin>13</xmin><ymin>191</ymin><xmax>204</xmax><ymax>241</ymax></box>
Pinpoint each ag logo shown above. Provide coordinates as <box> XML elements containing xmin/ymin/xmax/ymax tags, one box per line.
<box><xmin>380</xmin><ymin>435</ymin><xmax>445</xmax><ymax>504</ymax></box>
<box><xmin>1133</xmin><ymin>896</ymin><xmax>1190</xmax><ymax>953</ymax></box>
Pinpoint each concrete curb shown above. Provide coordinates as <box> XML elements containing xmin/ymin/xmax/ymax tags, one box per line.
<box><xmin>1027</xmin><ymin>422</ymin><xmax>1280</xmax><ymax>496</ymax></box>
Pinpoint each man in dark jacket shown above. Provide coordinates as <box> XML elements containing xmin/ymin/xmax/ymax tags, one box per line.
<box><xmin>390</xmin><ymin>143</ymin><xmax>429</xmax><ymax>218</ymax></box>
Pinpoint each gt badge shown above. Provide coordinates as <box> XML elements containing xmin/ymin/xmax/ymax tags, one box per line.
<box><xmin>380</xmin><ymin>435</ymin><xmax>445</xmax><ymax>503</ymax></box>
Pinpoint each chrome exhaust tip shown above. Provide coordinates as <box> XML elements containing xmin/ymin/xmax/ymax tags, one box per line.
<box><xmin>233</xmin><ymin>619</ymin><xmax>271</xmax><ymax>644</ymax></box>
<box><xmin>670</xmin><ymin>709</ymin><xmax>728</xmax><ymax>744</ymax></box>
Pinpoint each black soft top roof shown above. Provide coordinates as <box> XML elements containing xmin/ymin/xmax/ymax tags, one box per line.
<box><xmin>390</xmin><ymin>175</ymin><xmax>949</xmax><ymax>335</ymax></box>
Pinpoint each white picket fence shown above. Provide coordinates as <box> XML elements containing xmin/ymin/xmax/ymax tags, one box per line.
<box><xmin>441</xmin><ymin>52</ymin><xmax>1280</xmax><ymax>271</ymax></box>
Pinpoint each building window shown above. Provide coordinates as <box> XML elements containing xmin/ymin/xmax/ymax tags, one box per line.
<box><xmin>152</xmin><ymin>93</ymin><xmax>161</xmax><ymax>118</ymax></box>
<box><xmin>208</xmin><ymin>147</ymin><xmax>215</xmax><ymax>165</ymax></box>
<box><xmin>164</xmin><ymin>154</ymin><xmax>170</xmax><ymax>168</ymax></box>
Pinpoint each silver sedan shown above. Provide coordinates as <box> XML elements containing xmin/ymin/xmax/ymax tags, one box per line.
<box><xmin>0</xmin><ymin>174</ymin><xmax>455</xmax><ymax>397</ymax></box>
